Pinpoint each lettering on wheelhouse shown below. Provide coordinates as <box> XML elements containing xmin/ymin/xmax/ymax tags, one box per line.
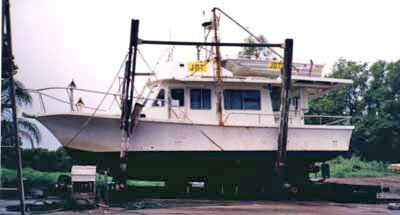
<box><xmin>188</xmin><ymin>62</ymin><xmax>208</xmax><ymax>73</ymax></box>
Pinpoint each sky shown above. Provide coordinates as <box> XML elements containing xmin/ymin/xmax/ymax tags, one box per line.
<box><xmin>9</xmin><ymin>0</ymin><xmax>400</xmax><ymax>150</ymax></box>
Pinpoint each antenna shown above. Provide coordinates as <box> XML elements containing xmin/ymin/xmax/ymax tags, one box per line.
<box><xmin>168</xmin><ymin>29</ymin><xmax>174</xmax><ymax>61</ymax></box>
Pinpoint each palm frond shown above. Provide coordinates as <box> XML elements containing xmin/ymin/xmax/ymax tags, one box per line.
<box><xmin>17</xmin><ymin>118</ymin><xmax>41</xmax><ymax>145</ymax></box>
<box><xmin>1</xmin><ymin>119</ymin><xmax>12</xmax><ymax>138</ymax></box>
<box><xmin>1</xmin><ymin>78</ymin><xmax>32</xmax><ymax>108</ymax></box>
<box><xmin>18</xmin><ymin>131</ymin><xmax>35</xmax><ymax>149</ymax></box>
<box><xmin>14</xmin><ymin>79</ymin><xmax>32</xmax><ymax>107</ymax></box>
<box><xmin>1</xmin><ymin>108</ymin><xmax>12</xmax><ymax>121</ymax></box>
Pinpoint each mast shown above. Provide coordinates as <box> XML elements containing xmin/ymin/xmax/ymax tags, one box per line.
<box><xmin>212</xmin><ymin>8</ymin><xmax>224</xmax><ymax>126</ymax></box>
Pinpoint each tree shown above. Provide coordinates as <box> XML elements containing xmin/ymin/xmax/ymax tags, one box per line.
<box><xmin>309</xmin><ymin>59</ymin><xmax>400</xmax><ymax>162</ymax></box>
<box><xmin>358</xmin><ymin>59</ymin><xmax>400</xmax><ymax>161</ymax></box>
<box><xmin>1</xmin><ymin>64</ymin><xmax>41</xmax><ymax>149</ymax></box>
<box><xmin>238</xmin><ymin>33</ymin><xmax>400</xmax><ymax>162</ymax></box>
<box><xmin>238</xmin><ymin>34</ymin><xmax>269</xmax><ymax>59</ymax></box>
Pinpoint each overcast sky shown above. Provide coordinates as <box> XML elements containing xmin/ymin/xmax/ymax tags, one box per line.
<box><xmin>10</xmin><ymin>0</ymin><xmax>400</xmax><ymax>150</ymax></box>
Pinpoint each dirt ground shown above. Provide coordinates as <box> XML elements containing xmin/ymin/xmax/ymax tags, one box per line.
<box><xmin>41</xmin><ymin>176</ymin><xmax>400</xmax><ymax>215</ymax></box>
<box><xmin>2</xmin><ymin>176</ymin><xmax>400</xmax><ymax>215</ymax></box>
<box><xmin>327</xmin><ymin>176</ymin><xmax>400</xmax><ymax>199</ymax></box>
<box><xmin>327</xmin><ymin>176</ymin><xmax>400</xmax><ymax>188</ymax></box>
<box><xmin>47</xmin><ymin>200</ymin><xmax>399</xmax><ymax>215</ymax></box>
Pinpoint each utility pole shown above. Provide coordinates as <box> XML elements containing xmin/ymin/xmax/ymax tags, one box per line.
<box><xmin>2</xmin><ymin>0</ymin><xmax>26</xmax><ymax>214</ymax></box>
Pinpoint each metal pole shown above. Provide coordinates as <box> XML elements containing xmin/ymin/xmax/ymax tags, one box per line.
<box><xmin>128</xmin><ymin>19</ymin><xmax>139</xmax><ymax>121</ymax></box>
<box><xmin>212</xmin><ymin>8</ymin><xmax>224</xmax><ymax>126</ymax></box>
<box><xmin>0</xmin><ymin>123</ymin><xmax>2</xmax><ymax>194</ymax></box>
<box><xmin>69</xmin><ymin>87</ymin><xmax>74</xmax><ymax>111</ymax></box>
<box><xmin>121</xmin><ymin>19</ymin><xmax>139</xmax><ymax>133</ymax></box>
<box><xmin>2</xmin><ymin>0</ymin><xmax>25</xmax><ymax>213</ymax></box>
<box><xmin>140</xmin><ymin>39</ymin><xmax>282</xmax><ymax>48</ymax></box>
<box><xmin>67</xmin><ymin>80</ymin><xmax>76</xmax><ymax>111</ymax></box>
<box><xmin>276</xmin><ymin>39</ymin><xmax>293</xmax><ymax>183</ymax></box>
<box><xmin>119</xmin><ymin>19</ymin><xmax>139</xmax><ymax>186</ymax></box>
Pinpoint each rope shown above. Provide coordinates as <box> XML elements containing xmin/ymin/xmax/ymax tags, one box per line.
<box><xmin>64</xmin><ymin>53</ymin><xmax>129</xmax><ymax>147</ymax></box>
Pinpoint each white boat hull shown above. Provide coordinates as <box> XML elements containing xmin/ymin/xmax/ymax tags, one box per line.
<box><xmin>36</xmin><ymin>112</ymin><xmax>353</xmax><ymax>180</ymax></box>
<box><xmin>36</xmin><ymin>112</ymin><xmax>353</xmax><ymax>153</ymax></box>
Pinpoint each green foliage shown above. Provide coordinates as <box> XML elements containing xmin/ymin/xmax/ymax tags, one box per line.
<box><xmin>1</xmin><ymin>62</ymin><xmax>41</xmax><ymax>148</ymax></box>
<box><xmin>1</xmin><ymin>118</ymin><xmax>42</xmax><ymax>149</ymax></box>
<box><xmin>1</xmin><ymin>167</ymin><xmax>163</xmax><ymax>188</ymax></box>
<box><xmin>1</xmin><ymin>79</ymin><xmax>32</xmax><ymax>116</ymax></box>
<box><xmin>1</xmin><ymin>168</ymin><xmax>18</xmax><ymax>183</ymax></box>
<box><xmin>127</xmin><ymin>180</ymin><xmax>164</xmax><ymax>187</ymax></box>
<box><xmin>1</xmin><ymin>168</ymin><xmax>66</xmax><ymax>186</ymax></box>
<box><xmin>326</xmin><ymin>156</ymin><xmax>397</xmax><ymax>178</ymax></box>
<box><xmin>238</xmin><ymin>34</ymin><xmax>268</xmax><ymax>58</ymax></box>
<box><xmin>1</xmin><ymin>147</ymin><xmax>72</xmax><ymax>172</ymax></box>
<box><xmin>309</xmin><ymin>58</ymin><xmax>400</xmax><ymax>162</ymax></box>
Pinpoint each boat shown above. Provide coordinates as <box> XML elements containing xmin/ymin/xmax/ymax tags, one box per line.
<box><xmin>29</xmin><ymin>9</ymin><xmax>354</xmax><ymax>194</ymax></box>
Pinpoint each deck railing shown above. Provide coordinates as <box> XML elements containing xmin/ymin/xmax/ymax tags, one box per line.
<box><xmin>303</xmin><ymin>115</ymin><xmax>351</xmax><ymax>125</ymax></box>
<box><xmin>223</xmin><ymin>112</ymin><xmax>280</xmax><ymax>124</ymax></box>
<box><xmin>223</xmin><ymin>112</ymin><xmax>351</xmax><ymax>126</ymax></box>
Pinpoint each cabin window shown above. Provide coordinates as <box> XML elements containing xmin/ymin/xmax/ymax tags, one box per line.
<box><xmin>171</xmin><ymin>88</ymin><xmax>185</xmax><ymax>106</ymax></box>
<box><xmin>224</xmin><ymin>89</ymin><xmax>261</xmax><ymax>110</ymax></box>
<box><xmin>190</xmin><ymin>88</ymin><xmax>211</xmax><ymax>109</ymax></box>
<box><xmin>270</xmin><ymin>87</ymin><xmax>281</xmax><ymax>112</ymax></box>
<box><xmin>152</xmin><ymin>89</ymin><xmax>165</xmax><ymax>107</ymax></box>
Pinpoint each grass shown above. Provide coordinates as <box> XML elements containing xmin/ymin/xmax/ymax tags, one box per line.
<box><xmin>1</xmin><ymin>168</ymin><xmax>164</xmax><ymax>188</ymax></box>
<box><xmin>325</xmin><ymin>156</ymin><xmax>398</xmax><ymax>178</ymax></box>
<box><xmin>1</xmin><ymin>168</ymin><xmax>67</xmax><ymax>187</ymax></box>
<box><xmin>127</xmin><ymin>180</ymin><xmax>164</xmax><ymax>187</ymax></box>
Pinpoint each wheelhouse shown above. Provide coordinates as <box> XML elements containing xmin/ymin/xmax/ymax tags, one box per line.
<box><xmin>141</xmin><ymin>81</ymin><xmax>310</xmax><ymax>126</ymax></box>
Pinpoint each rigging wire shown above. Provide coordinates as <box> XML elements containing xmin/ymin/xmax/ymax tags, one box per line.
<box><xmin>137</xmin><ymin>49</ymin><xmax>153</xmax><ymax>75</ymax></box>
<box><xmin>213</xmin><ymin>7</ymin><xmax>282</xmax><ymax>59</ymax></box>
<box><xmin>64</xmin><ymin>52</ymin><xmax>129</xmax><ymax>147</ymax></box>
<box><xmin>171</xmin><ymin>105</ymin><xmax>224</xmax><ymax>151</ymax></box>
<box><xmin>213</xmin><ymin>7</ymin><xmax>300</xmax><ymax>72</ymax></box>
<box><xmin>136</xmin><ymin>48</ymin><xmax>155</xmax><ymax>98</ymax></box>
<box><xmin>136</xmin><ymin>48</ymin><xmax>170</xmax><ymax>99</ymax></box>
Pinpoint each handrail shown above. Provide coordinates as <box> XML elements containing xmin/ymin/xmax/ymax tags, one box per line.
<box><xmin>223</xmin><ymin>112</ymin><xmax>281</xmax><ymax>124</ymax></box>
<box><xmin>303</xmin><ymin>115</ymin><xmax>351</xmax><ymax>125</ymax></box>
<box><xmin>27</xmin><ymin>87</ymin><xmax>169</xmax><ymax>113</ymax></box>
<box><xmin>223</xmin><ymin>112</ymin><xmax>351</xmax><ymax>125</ymax></box>
<box><xmin>27</xmin><ymin>90</ymin><xmax>108</xmax><ymax>112</ymax></box>
<box><xmin>302</xmin><ymin>114</ymin><xmax>352</xmax><ymax>119</ymax></box>
<box><xmin>27</xmin><ymin>87</ymin><xmax>122</xmax><ymax>97</ymax></box>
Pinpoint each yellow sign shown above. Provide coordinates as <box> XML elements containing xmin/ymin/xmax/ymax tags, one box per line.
<box><xmin>267</xmin><ymin>61</ymin><xmax>283</xmax><ymax>71</ymax></box>
<box><xmin>188</xmin><ymin>62</ymin><xmax>207</xmax><ymax>73</ymax></box>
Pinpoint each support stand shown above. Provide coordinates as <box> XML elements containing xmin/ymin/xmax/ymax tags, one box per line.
<box><xmin>276</xmin><ymin>39</ymin><xmax>294</xmax><ymax>185</ymax></box>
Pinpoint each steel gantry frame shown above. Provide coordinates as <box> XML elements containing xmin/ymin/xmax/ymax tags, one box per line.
<box><xmin>120</xmin><ymin>12</ymin><xmax>294</xmax><ymax>186</ymax></box>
